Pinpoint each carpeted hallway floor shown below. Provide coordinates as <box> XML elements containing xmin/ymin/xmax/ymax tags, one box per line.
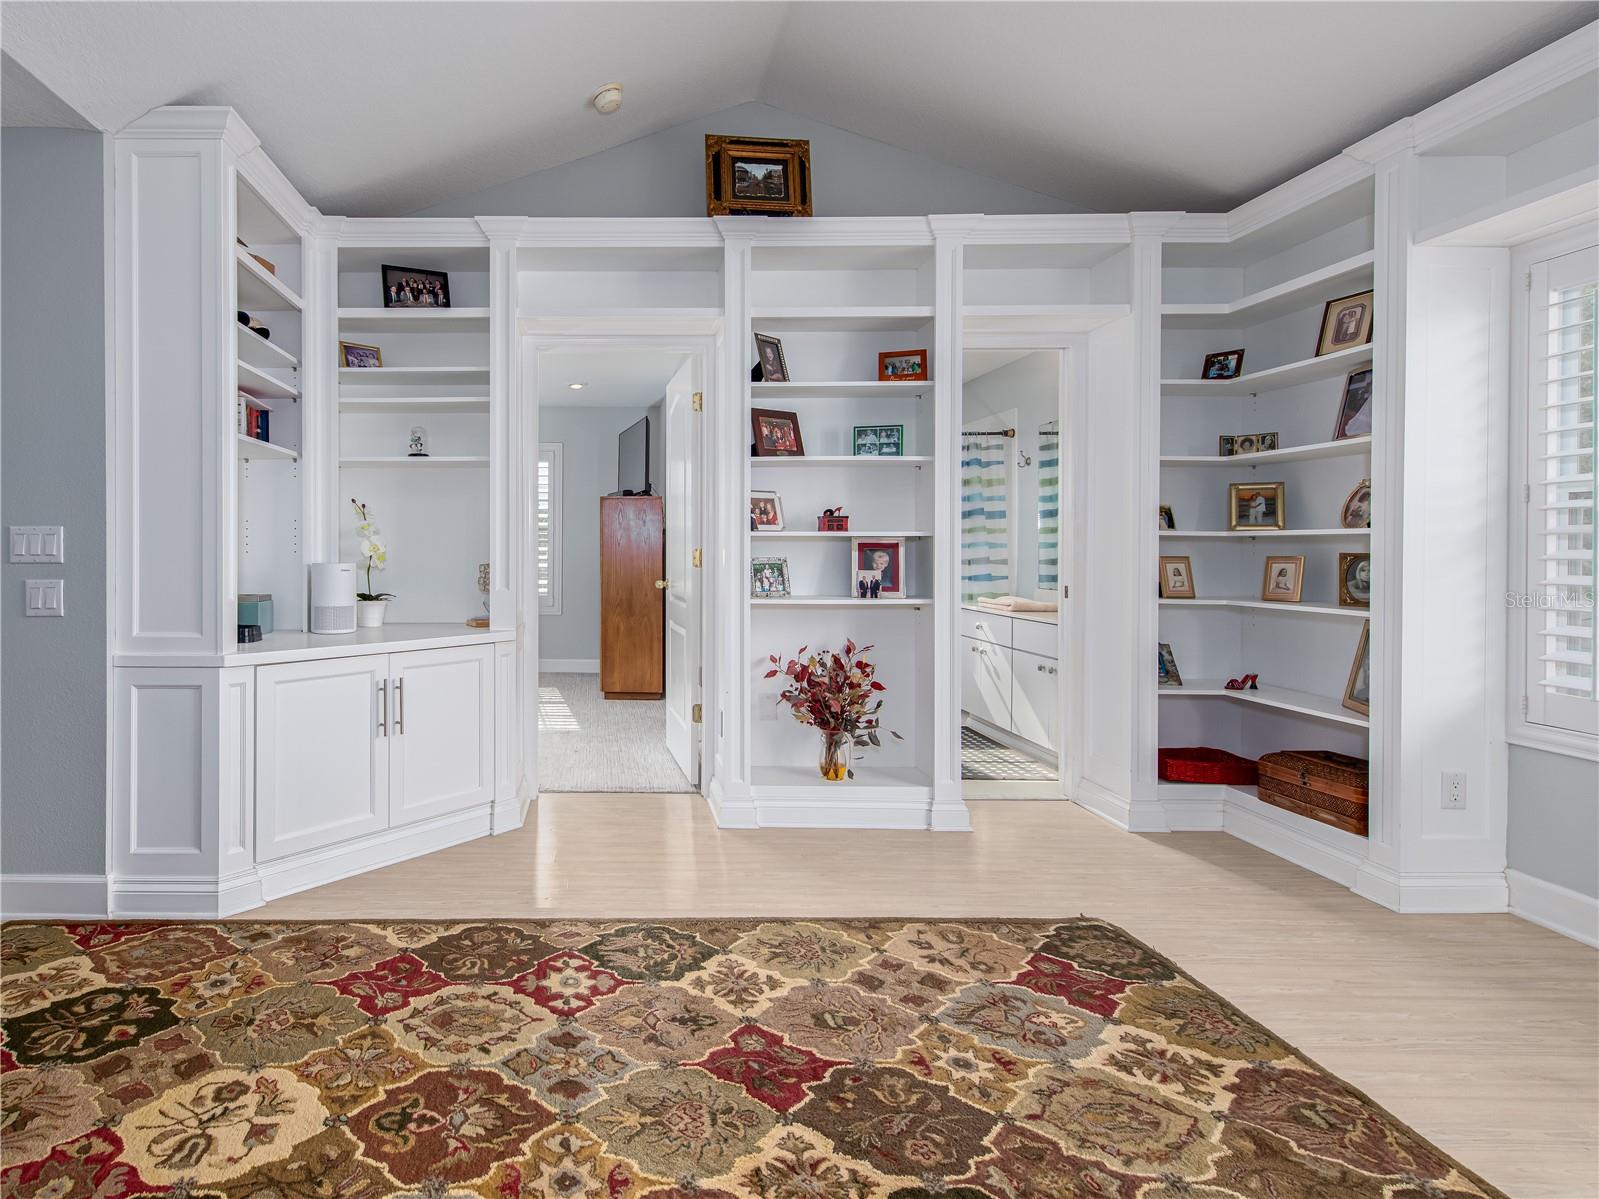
<box><xmin>538</xmin><ymin>672</ymin><xmax>694</xmax><ymax>793</ymax></box>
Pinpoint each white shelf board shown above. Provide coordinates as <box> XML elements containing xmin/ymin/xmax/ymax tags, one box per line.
<box><xmin>339</xmin><ymin>396</ymin><xmax>490</xmax><ymax>415</ymax></box>
<box><xmin>237</xmin><ymin>360</ymin><xmax>299</xmax><ymax>401</ymax></box>
<box><xmin>1158</xmin><ymin>679</ymin><xmax>1369</xmax><ymax>728</ymax></box>
<box><xmin>751</xmin><ymin>380</ymin><xmax>932</xmax><ymax>399</ymax></box>
<box><xmin>338</xmin><ymin>307</ymin><xmax>491</xmax><ymax>332</ymax></box>
<box><xmin>1160</xmin><ymin>598</ymin><xmax>1369</xmax><ymax>618</ymax></box>
<box><xmin>753</xmin><ymin>595</ymin><xmax>932</xmax><ymax>608</ymax></box>
<box><xmin>750</xmin><ymin>455</ymin><xmax>932</xmax><ymax>467</ymax></box>
<box><xmin>1162</xmin><ymin>252</ymin><xmax>1375</xmax><ymax>328</ymax></box>
<box><xmin>751</xmin><ymin>306</ymin><xmax>935</xmax><ymax>332</ymax></box>
<box><xmin>1160</xmin><ymin>528</ymin><xmax>1371</xmax><ymax>539</ymax></box>
<box><xmin>1161</xmin><ymin>344</ymin><xmax>1372</xmax><ymax>396</ymax></box>
<box><xmin>753</xmin><ymin>530</ymin><xmax>932</xmax><ymax>539</ymax></box>
<box><xmin>240</xmin><ymin>393</ymin><xmax>272</xmax><ymax>412</ymax></box>
<box><xmin>962</xmin><ymin>303</ymin><xmax>1130</xmax><ymax>333</ymax></box>
<box><xmin>235</xmin><ymin>247</ymin><xmax>303</xmax><ymax>311</ymax></box>
<box><xmin>235</xmin><ymin>323</ymin><xmax>298</xmax><ymax>370</ymax></box>
<box><xmin>1161</xmin><ymin>435</ymin><xmax>1371</xmax><ymax>466</ymax></box>
<box><xmin>236</xmin><ymin>434</ymin><xmax>297</xmax><ymax>462</ymax></box>
<box><xmin>750</xmin><ymin>764</ymin><xmax>932</xmax><ymax>798</ymax></box>
<box><xmin>339</xmin><ymin>366</ymin><xmax>489</xmax><ymax>387</ymax></box>
<box><xmin>339</xmin><ymin>456</ymin><xmax>489</xmax><ymax>468</ymax></box>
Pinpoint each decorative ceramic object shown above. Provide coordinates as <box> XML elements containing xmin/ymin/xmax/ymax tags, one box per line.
<box><xmin>356</xmin><ymin>598</ymin><xmax>388</xmax><ymax>628</ymax></box>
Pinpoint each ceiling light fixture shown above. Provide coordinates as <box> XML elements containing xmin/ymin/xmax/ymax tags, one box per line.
<box><xmin>590</xmin><ymin>83</ymin><xmax>623</xmax><ymax>116</ymax></box>
<box><xmin>567</xmin><ymin>382</ymin><xmax>586</xmax><ymax>390</ymax></box>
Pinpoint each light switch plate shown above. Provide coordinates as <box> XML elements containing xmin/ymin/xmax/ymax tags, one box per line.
<box><xmin>9</xmin><ymin>526</ymin><xmax>64</xmax><ymax>563</ymax></box>
<box><xmin>25</xmin><ymin>578</ymin><xmax>64</xmax><ymax>617</ymax></box>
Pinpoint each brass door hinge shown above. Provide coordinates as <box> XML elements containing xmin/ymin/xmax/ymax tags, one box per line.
<box><xmin>691</xmin><ymin>391</ymin><xmax>704</xmax><ymax>412</ymax></box>
<box><xmin>692</xmin><ymin>703</ymin><xmax>703</xmax><ymax>724</ymax></box>
<box><xmin>692</xmin><ymin>548</ymin><xmax>703</xmax><ymax>568</ymax></box>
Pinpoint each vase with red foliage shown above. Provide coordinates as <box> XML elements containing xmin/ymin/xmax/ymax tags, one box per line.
<box><xmin>766</xmin><ymin>640</ymin><xmax>901</xmax><ymax>781</ymax></box>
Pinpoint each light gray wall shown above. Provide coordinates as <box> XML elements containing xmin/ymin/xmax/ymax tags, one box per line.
<box><xmin>1</xmin><ymin>128</ymin><xmax>107</xmax><ymax>877</ymax></box>
<box><xmin>1508</xmin><ymin>746</ymin><xmax>1599</xmax><ymax>898</ymax></box>
<box><xmin>538</xmin><ymin>405</ymin><xmax>655</xmax><ymax>665</ymax></box>
<box><xmin>413</xmin><ymin>101</ymin><xmax>1083</xmax><ymax>219</ymax></box>
<box><xmin>962</xmin><ymin>352</ymin><xmax>1061</xmax><ymax>600</ymax></box>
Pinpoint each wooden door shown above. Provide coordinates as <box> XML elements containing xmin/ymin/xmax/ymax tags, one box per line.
<box><xmin>600</xmin><ymin>494</ymin><xmax>665</xmax><ymax>698</ymax></box>
<box><xmin>255</xmin><ymin>655</ymin><xmax>390</xmax><ymax>861</ymax></box>
<box><xmin>390</xmin><ymin>643</ymin><xmax>495</xmax><ymax>827</ymax></box>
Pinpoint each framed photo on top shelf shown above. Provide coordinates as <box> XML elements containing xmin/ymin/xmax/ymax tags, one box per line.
<box><xmin>878</xmin><ymin>349</ymin><xmax>927</xmax><ymax>380</ymax></box>
<box><xmin>1159</xmin><ymin>555</ymin><xmax>1196</xmax><ymax>598</ymax></box>
<box><xmin>853</xmin><ymin>538</ymin><xmax>904</xmax><ymax>596</ymax></box>
<box><xmin>1333</xmin><ymin>368</ymin><xmax>1373</xmax><ymax>440</ymax></box>
<box><xmin>1159</xmin><ymin>505</ymin><xmax>1176</xmax><ymax>530</ymax></box>
<box><xmin>753</xmin><ymin>333</ymin><xmax>789</xmax><ymax>382</ymax></box>
<box><xmin>706</xmin><ymin>135</ymin><xmax>813</xmax><ymax>217</ymax></box>
<box><xmin>1340</xmin><ymin>479</ymin><xmax>1372</xmax><ymax>528</ymax></box>
<box><xmin>381</xmin><ymin>265</ymin><xmax>450</xmax><ymax>309</ymax></box>
<box><xmin>1343</xmin><ymin>621</ymin><xmax>1371</xmax><ymax>715</ymax></box>
<box><xmin>1317</xmin><ymin>290</ymin><xmax>1374</xmax><ymax>356</ymax></box>
<box><xmin>1158</xmin><ymin>642</ymin><xmax>1184</xmax><ymax>687</ymax></box>
<box><xmin>1202</xmin><ymin>349</ymin><xmax>1245</xmax><ymax>379</ymax></box>
<box><xmin>751</xmin><ymin>557</ymin><xmax>791</xmax><ymax>598</ymax></box>
<box><xmin>1229</xmin><ymin>482</ymin><xmax>1286</xmax><ymax>530</ymax></box>
<box><xmin>339</xmin><ymin>341</ymin><xmax>383</xmax><ymax>369</ymax></box>
<box><xmin>1261</xmin><ymin>555</ymin><xmax>1305</xmax><ymax>602</ymax></box>
<box><xmin>750</xmin><ymin>490</ymin><xmax>785</xmax><ymax>531</ymax></box>
<box><xmin>751</xmin><ymin>408</ymin><xmax>804</xmax><ymax>456</ymax></box>
<box><xmin>1219</xmin><ymin>432</ymin><xmax>1278</xmax><ymax>456</ymax></box>
<box><xmin>853</xmin><ymin>424</ymin><xmax>904</xmax><ymax>456</ymax></box>
<box><xmin>1339</xmin><ymin>552</ymin><xmax>1371</xmax><ymax>608</ymax></box>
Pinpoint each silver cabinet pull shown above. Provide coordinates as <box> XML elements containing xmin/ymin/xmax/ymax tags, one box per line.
<box><xmin>377</xmin><ymin>679</ymin><xmax>388</xmax><ymax>737</ymax></box>
<box><xmin>395</xmin><ymin>679</ymin><xmax>405</xmax><ymax>735</ymax></box>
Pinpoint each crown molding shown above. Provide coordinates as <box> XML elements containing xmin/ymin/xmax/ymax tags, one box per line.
<box><xmin>927</xmin><ymin>213</ymin><xmax>986</xmax><ymax>239</ymax></box>
<box><xmin>717</xmin><ymin>215</ymin><xmax>933</xmax><ymax>245</ymax></box>
<box><xmin>335</xmin><ymin>217</ymin><xmax>488</xmax><ymax>247</ymax></box>
<box><xmin>1164</xmin><ymin>212</ymin><xmax>1229</xmax><ymax>242</ymax></box>
<box><xmin>236</xmin><ymin>144</ymin><xmax>319</xmax><ymax>232</ymax></box>
<box><xmin>1127</xmin><ymin>211</ymin><xmax>1187</xmax><ymax>238</ymax></box>
<box><xmin>1345</xmin><ymin>118</ymin><xmax>1417</xmax><ymax>167</ymax></box>
<box><xmin>961</xmin><ymin>213</ymin><xmax>1131</xmax><ymax>243</ymax></box>
<box><xmin>1224</xmin><ymin>154</ymin><xmax>1373</xmax><ymax>241</ymax></box>
<box><xmin>517</xmin><ymin>217</ymin><xmax>721</xmax><ymax>247</ymax></box>
<box><xmin>117</xmin><ymin>105</ymin><xmax>258</xmax><ymax>159</ymax></box>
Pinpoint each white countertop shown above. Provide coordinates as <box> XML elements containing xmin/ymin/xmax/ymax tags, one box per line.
<box><xmin>114</xmin><ymin>623</ymin><xmax>515</xmax><ymax>668</ymax></box>
<box><xmin>962</xmin><ymin>603</ymin><xmax>1059</xmax><ymax>625</ymax></box>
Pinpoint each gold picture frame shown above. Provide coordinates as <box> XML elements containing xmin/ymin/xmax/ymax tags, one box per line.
<box><xmin>1260</xmin><ymin>555</ymin><xmax>1305</xmax><ymax>603</ymax></box>
<box><xmin>1228</xmin><ymin>481</ymin><xmax>1287</xmax><ymax>530</ymax></box>
<box><xmin>706</xmin><ymin>135</ymin><xmax>813</xmax><ymax>217</ymax></box>
<box><xmin>1317</xmin><ymin>290</ymin><xmax>1374</xmax><ymax>356</ymax></box>
<box><xmin>1159</xmin><ymin>555</ymin><xmax>1196</xmax><ymax>599</ymax></box>
<box><xmin>1343</xmin><ymin>621</ymin><xmax>1371</xmax><ymax>715</ymax></box>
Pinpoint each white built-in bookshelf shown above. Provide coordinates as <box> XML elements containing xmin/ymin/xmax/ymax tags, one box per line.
<box><xmin>1157</xmin><ymin>177</ymin><xmax>1379</xmax><ymax>832</ymax></box>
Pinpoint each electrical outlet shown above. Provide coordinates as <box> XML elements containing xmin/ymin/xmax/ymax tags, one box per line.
<box><xmin>1441</xmin><ymin>771</ymin><xmax>1467</xmax><ymax>810</ymax></box>
<box><xmin>758</xmin><ymin>691</ymin><xmax>781</xmax><ymax>720</ymax></box>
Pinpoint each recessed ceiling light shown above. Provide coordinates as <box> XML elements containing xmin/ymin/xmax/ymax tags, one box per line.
<box><xmin>567</xmin><ymin>382</ymin><xmax>586</xmax><ymax>390</ymax></box>
<box><xmin>591</xmin><ymin>84</ymin><xmax>623</xmax><ymax>116</ymax></box>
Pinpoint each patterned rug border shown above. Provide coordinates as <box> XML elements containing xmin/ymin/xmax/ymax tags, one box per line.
<box><xmin>0</xmin><ymin>914</ymin><xmax>1509</xmax><ymax>1198</ymax></box>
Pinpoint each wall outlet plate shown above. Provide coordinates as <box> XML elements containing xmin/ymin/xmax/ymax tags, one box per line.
<box><xmin>9</xmin><ymin>526</ymin><xmax>64</xmax><ymax>563</ymax></box>
<box><xmin>1441</xmin><ymin>771</ymin><xmax>1467</xmax><ymax>810</ymax></box>
<box><xmin>24</xmin><ymin>578</ymin><xmax>64</xmax><ymax>617</ymax></box>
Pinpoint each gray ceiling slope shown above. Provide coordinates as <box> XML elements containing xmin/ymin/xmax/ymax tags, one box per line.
<box><xmin>2</xmin><ymin>2</ymin><xmax>1593</xmax><ymax>216</ymax></box>
<box><xmin>1</xmin><ymin>51</ymin><xmax>92</xmax><ymax>129</ymax></box>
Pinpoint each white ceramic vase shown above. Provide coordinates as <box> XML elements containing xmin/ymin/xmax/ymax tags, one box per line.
<box><xmin>356</xmin><ymin>599</ymin><xmax>388</xmax><ymax>628</ymax></box>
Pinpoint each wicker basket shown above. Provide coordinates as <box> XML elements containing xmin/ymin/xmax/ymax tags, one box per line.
<box><xmin>1158</xmin><ymin>747</ymin><xmax>1259</xmax><ymax>786</ymax></box>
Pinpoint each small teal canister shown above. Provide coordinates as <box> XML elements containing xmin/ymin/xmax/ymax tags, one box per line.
<box><xmin>237</xmin><ymin>593</ymin><xmax>274</xmax><ymax>635</ymax></box>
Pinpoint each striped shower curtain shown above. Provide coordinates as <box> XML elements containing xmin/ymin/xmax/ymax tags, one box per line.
<box><xmin>1037</xmin><ymin>420</ymin><xmax>1060</xmax><ymax>589</ymax></box>
<box><xmin>961</xmin><ymin>433</ymin><xmax>1010</xmax><ymax>603</ymax></box>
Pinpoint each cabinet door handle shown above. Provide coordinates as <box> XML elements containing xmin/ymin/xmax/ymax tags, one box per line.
<box><xmin>377</xmin><ymin>679</ymin><xmax>388</xmax><ymax>737</ymax></box>
<box><xmin>395</xmin><ymin>678</ymin><xmax>405</xmax><ymax>735</ymax></box>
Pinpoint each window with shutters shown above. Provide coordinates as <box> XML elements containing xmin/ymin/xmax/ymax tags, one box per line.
<box><xmin>1513</xmin><ymin>241</ymin><xmax>1597</xmax><ymax>748</ymax></box>
<box><xmin>537</xmin><ymin>444</ymin><xmax>562</xmax><ymax>615</ymax></box>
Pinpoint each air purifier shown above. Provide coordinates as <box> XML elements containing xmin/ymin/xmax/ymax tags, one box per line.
<box><xmin>309</xmin><ymin>562</ymin><xmax>357</xmax><ymax>634</ymax></box>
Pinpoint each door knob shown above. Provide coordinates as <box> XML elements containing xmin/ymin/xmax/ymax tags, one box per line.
<box><xmin>654</xmin><ymin>579</ymin><xmax>669</xmax><ymax>589</ymax></box>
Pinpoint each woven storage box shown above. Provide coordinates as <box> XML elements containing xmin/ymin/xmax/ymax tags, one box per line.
<box><xmin>1158</xmin><ymin>747</ymin><xmax>1258</xmax><ymax>786</ymax></box>
<box><xmin>1257</xmin><ymin>750</ymin><xmax>1369</xmax><ymax>836</ymax></box>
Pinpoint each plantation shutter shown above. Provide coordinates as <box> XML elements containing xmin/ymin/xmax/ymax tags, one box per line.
<box><xmin>537</xmin><ymin>444</ymin><xmax>562</xmax><ymax>615</ymax></box>
<box><xmin>1526</xmin><ymin>247</ymin><xmax>1597</xmax><ymax>735</ymax></box>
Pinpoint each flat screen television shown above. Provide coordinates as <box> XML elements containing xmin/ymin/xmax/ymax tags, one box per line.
<box><xmin>617</xmin><ymin>416</ymin><xmax>652</xmax><ymax>495</ymax></box>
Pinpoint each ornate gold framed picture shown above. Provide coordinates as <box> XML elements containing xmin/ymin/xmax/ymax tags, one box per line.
<box><xmin>706</xmin><ymin>135</ymin><xmax>812</xmax><ymax>217</ymax></box>
<box><xmin>1339</xmin><ymin>552</ymin><xmax>1371</xmax><ymax>608</ymax></box>
<box><xmin>1228</xmin><ymin>481</ymin><xmax>1286</xmax><ymax>530</ymax></box>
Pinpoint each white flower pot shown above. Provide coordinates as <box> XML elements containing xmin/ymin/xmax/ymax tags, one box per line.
<box><xmin>356</xmin><ymin>599</ymin><xmax>388</xmax><ymax>628</ymax></box>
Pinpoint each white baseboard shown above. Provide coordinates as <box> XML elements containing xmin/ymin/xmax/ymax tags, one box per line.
<box><xmin>1350</xmin><ymin>861</ymin><xmax>1510</xmax><ymax>913</ymax></box>
<box><xmin>1507</xmin><ymin>869</ymin><xmax>1599</xmax><ymax>947</ymax></box>
<box><xmin>754</xmin><ymin>798</ymin><xmax>938</xmax><ymax>830</ymax></box>
<box><xmin>705</xmin><ymin>776</ymin><xmax>758</xmax><ymax>829</ymax></box>
<box><xmin>255</xmin><ymin>806</ymin><xmax>494</xmax><ymax>904</ymax></box>
<box><xmin>539</xmin><ymin>658</ymin><xmax>598</xmax><ymax>673</ymax></box>
<box><xmin>1</xmin><ymin>873</ymin><xmax>109</xmax><ymax>919</ymax></box>
<box><xmin>1071</xmin><ymin>779</ymin><xmax>1133</xmax><ymax>830</ymax></box>
<box><xmin>1225</xmin><ymin>795</ymin><xmax>1366</xmax><ymax>888</ymax></box>
<box><xmin>963</xmin><ymin>715</ymin><xmax>1055</xmax><ymax>763</ymax></box>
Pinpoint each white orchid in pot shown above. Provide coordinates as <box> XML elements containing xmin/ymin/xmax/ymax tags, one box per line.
<box><xmin>351</xmin><ymin>498</ymin><xmax>394</xmax><ymax>627</ymax></box>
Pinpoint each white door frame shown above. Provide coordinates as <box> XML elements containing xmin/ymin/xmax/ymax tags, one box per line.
<box><xmin>958</xmin><ymin>332</ymin><xmax>1088</xmax><ymax>797</ymax></box>
<box><xmin>517</xmin><ymin>322</ymin><xmax>720</xmax><ymax>801</ymax></box>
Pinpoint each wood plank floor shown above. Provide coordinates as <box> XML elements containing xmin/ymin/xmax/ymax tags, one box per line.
<box><xmin>253</xmin><ymin>794</ymin><xmax>1598</xmax><ymax>1199</ymax></box>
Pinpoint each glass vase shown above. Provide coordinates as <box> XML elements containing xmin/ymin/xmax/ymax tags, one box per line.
<box><xmin>819</xmin><ymin>731</ymin><xmax>850</xmax><ymax>781</ymax></box>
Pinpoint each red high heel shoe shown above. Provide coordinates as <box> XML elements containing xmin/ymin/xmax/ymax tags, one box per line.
<box><xmin>1224</xmin><ymin>673</ymin><xmax>1261</xmax><ymax>691</ymax></box>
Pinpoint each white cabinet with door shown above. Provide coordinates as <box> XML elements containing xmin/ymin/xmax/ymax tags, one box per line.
<box><xmin>256</xmin><ymin>641</ymin><xmax>494</xmax><ymax>862</ymax></box>
<box><xmin>960</xmin><ymin>606</ymin><xmax>1059</xmax><ymax>755</ymax></box>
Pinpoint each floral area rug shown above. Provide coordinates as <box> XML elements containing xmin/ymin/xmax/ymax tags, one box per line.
<box><xmin>0</xmin><ymin>917</ymin><xmax>1505</xmax><ymax>1198</ymax></box>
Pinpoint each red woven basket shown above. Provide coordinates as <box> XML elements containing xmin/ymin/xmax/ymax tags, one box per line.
<box><xmin>1158</xmin><ymin>747</ymin><xmax>1259</xmax><ymax>785</ymax></box>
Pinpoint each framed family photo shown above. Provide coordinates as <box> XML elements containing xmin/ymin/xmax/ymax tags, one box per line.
<box><xmin>852</xmin><ymin>424</ymin><xmax>904</xmax><ymax>456</ymax></box>
<box><xmin>1219</xmin><ymin>431</ymin><xmax>1279</xmax><ymax>456</ymax></box>
<box><xmin>339</xmin><ymin>340</ymin><xmax>383</xmax><ymax>368</ymax></box>
<box><xmin>750</xmin><ymin>557</ymin><xmax>791</xmax><ymax>598</ymax></box>
<box><xmin>1159</xmin><ymin>555</ymin><xmax>1196</xmax><ymax>598</ymax></box>
<box><xmin>753</xmin><ymin>333</ymin><xmax>789</xmax><ymax>382</ymax></box>
<box><xmin>749</xmin><ymin>490</ymin><xmax>785</xmax><ymax>531</ymax></box>
<box><xmin>1202</xmin><ymin>348</ymin><xmax>1245</xmax><ymax>379</ymax></box>
<box><xmin>1317</xmin><ymin>290</ymin><xmax>1374</xmax><ymax>356</ymax></box>
<box><xmin>853</xmin><ymin>537</ymin><xmax>904</xmax><ymax>597</ymax></box>
<box><xmin>381</xmin><ymin>264</ymin><xmax>450</xmax><ymax>309</ymax></box>
<box><xmin>750</xmin><ymin>408</ymin><xmax>804</xmax><ymax>456</ymax></box>
<box><xmin>1228</xmin><ymin>481</ymin><xmax>1287</xmax><ymax>530</ymax></box>
<box><xmin>1261</xmin><ymin>554</ymin><xmax>1305</xmax><ymax>602</ymax></box>
<box><xmin>878</xmin><ymin>349</ymin><xmax>928</xmax><ymax>380</ymax></box>
<box><xmin>1333</xmin><ymin>368</ymin><xmax>1373</xmax><ymax>440</ymax></box>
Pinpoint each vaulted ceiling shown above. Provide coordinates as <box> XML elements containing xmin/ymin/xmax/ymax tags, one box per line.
<box><xmin>2</xmin><ymin>2</ymin><xmax>1592</xmax><ymax>216</ymax></box>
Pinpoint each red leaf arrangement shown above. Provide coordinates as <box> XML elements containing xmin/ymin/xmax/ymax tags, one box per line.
<box><xmin>765</xmin><ymin>641</ymin><xmax>903</xmax><ymax>752</ymax></box>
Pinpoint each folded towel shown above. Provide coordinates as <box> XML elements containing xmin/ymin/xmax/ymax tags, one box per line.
<box><xmin>977</xmin><ymin>595</ymin><xmax>1058</xmax><ymax>613</ymax></box>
